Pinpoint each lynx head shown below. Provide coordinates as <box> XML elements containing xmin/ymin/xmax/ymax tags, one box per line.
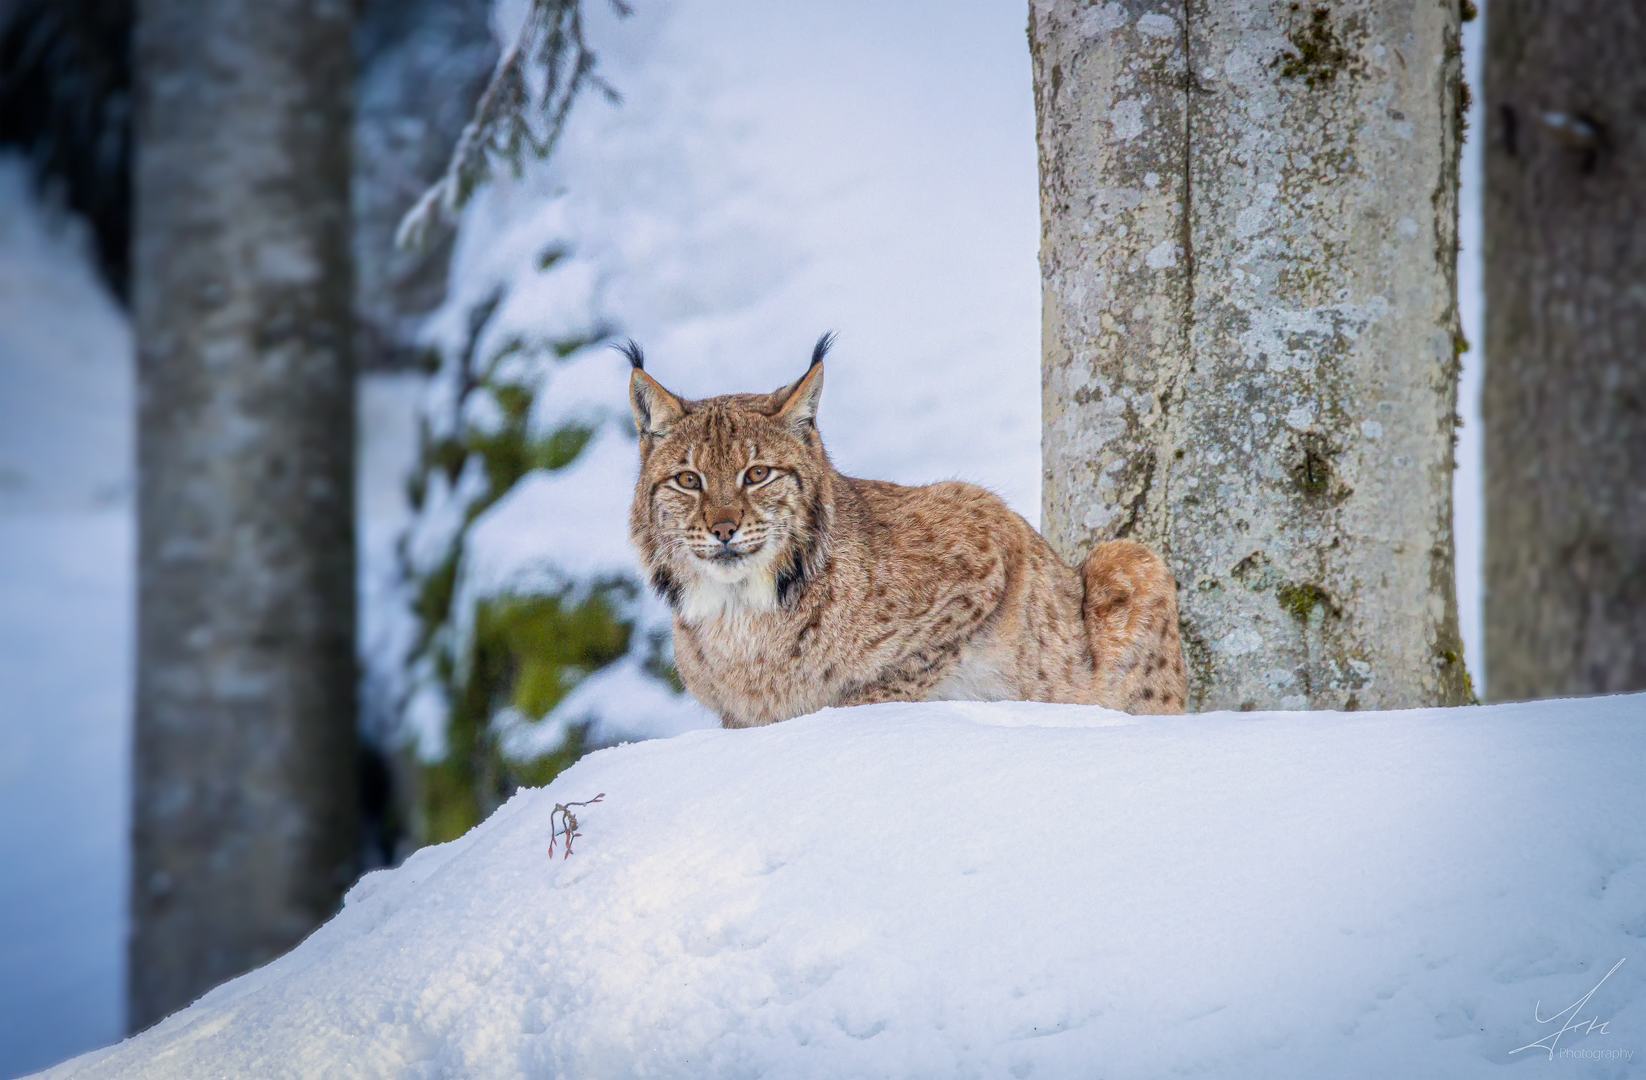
<box><xmin>626</xmin><ymin>334</ymin><xmax>836</xmax><ymax>623</ymax></box>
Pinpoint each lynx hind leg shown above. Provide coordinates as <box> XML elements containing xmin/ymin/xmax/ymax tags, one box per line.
<box><xmin>1081</xmin><ymin>540</ymin><xmax>1187</xmax><ymax>714</ymax></box>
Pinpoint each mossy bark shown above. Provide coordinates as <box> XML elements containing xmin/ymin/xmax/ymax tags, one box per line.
<box><xmin>1032</xmin><ymin>0</ymin><xmax>1471</xmax><ymax>711</ymax></box>
<box><xmin>131</xmin><ymin>0</ymin><xmax>357</xmax><ymax>1032</ymax></box>
<box><xmin>1483</xmin><ymin>3</ymin><xmax>1646</xmax><ymax>700</ymax></box>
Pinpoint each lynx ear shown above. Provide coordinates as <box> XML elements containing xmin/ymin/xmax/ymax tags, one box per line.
<box><xmin>774</xmin><ymin>332</ymin><xmax>832</xmax><ymax>431</ymax></box>
<box><xmin>630</xmin><ymin>367</ymin><xmax>685</xmax><ymax>437</ymax></box>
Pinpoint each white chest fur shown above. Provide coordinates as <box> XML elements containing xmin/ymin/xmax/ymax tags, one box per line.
<box><xmin>676</xmin><ymin>547</ymin><xmax>782</xmax><ymax>626</ymax></box>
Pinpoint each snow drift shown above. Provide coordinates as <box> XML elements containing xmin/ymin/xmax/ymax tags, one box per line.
<box><xmin>40</xmin><ymin>694</ymin><xmax>1646</xmax><ymax>1078</ymax></box>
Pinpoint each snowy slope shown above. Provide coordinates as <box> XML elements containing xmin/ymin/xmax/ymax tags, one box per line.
<box><xmin>0</xmin><ymin>157</ymin><xmax>133</xmax><ymax>1079</ymax></box>
<box><xmin>42</xmin><ymin>694</ymin><xmax>1646</xmax><ymax>1079</ymax></box>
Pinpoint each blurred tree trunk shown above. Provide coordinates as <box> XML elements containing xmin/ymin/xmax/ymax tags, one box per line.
<box><xmin>1032</xmin><ymin>0</ymin><xmax>1472</xmax><ymax>712</ymax></box>
<box><xmin>1483</xmin><ymin>2</ymin><xmax>1646</xmax><ymax>701</ymax></box>
<box><xmin>131</xmin><ymin>0</ymin><xmax>356</xmax><ymax>1032</ymax></box>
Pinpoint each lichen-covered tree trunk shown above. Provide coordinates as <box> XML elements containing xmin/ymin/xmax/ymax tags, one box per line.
<box><xmin>131</xmin><ymin>0</ymin><xmax>356</xmax><ymax>1032</ymax></box>
<box><xmin>1032</xmin><ymin>0</ymin><xmax>1472</xmax><ymax>712</ymax></box>
<box><xmin>1483</xmin><ymin>3</ymin><xmax>1646</xmax><ymax>701</ymax></box>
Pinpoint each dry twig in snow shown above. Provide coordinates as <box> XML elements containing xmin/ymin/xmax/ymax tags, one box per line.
<box><xmin>549</xmin><ymin>793</ymin><xmax>605</xmax><ymax>859</ymax></box>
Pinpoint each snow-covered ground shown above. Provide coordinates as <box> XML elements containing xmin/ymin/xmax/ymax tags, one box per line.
<box><xmin>41</xmin><ymin>694</ymin><xmax>1646</xmax><ymax>1079</ymax></box>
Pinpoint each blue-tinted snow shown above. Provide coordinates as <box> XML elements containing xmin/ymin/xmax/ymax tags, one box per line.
<box><xmin>42</xmin><ymin>695</ymin><xmax>1646</xmax><ymax>1079</ymax></box>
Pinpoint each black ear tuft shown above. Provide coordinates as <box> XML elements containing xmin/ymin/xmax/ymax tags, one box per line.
<box><xmin>613</xmin><ymin>338</ymin><xmax>645</xmax><ymax>370</ymax></box>
<box><xmin>810</xmin><ymin>331</ymin><xmax>836</xmax><ymax>369</ymax></box>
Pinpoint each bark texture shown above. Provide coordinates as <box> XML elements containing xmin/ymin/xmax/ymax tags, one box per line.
<box><xmin>132</xmin><ymin>0</ymin><xmax>356</xmax><ymax>1031</ymax></box>
<box><xmin>1484</xmin><ymin>2</ymin><xmax>1646</xmax><ymax>701</ymax></box>
<box><xmin>1033</xmin><ymin>0</ymin><xmax>1472</xmax><ymax>712</ymax></box>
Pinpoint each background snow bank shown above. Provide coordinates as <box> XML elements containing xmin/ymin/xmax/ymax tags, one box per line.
<box><xmin>44</xmin><ymin>694</ymin><xmax>1646</xmax><ymax>1079</ymax></box>
<box><xmin>0</xmin><ymin>155</ymin><xmax>133</xmax><ymax>1076</ymax></box>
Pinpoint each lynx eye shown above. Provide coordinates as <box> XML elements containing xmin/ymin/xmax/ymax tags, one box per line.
<box><xmin>674</xmin><ymin>471</ymin><xmax>702</xmax><ymax>490</ymax></box>
<box><xmin>744</xmin><ymin>465</ymin><xmax>772</xmax><ymax>485</ymax></box>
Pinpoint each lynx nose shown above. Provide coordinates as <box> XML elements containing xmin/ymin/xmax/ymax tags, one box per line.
<box><xmin>710</xmin><ymin>520</ymin><xmax>738</xmax><ymax>544</ymax></box>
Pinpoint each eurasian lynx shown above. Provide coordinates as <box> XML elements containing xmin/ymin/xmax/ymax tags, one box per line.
<box><xmin>626</xmin><ymin>336</ymin><xmax>1187</xmax><ymax>727</ymax></box>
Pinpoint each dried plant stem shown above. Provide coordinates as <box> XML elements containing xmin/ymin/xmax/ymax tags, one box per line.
<box><xmin>548</xmin><ymin>793</ymin><xmax>606</xmax><ymax>859</ymax></box>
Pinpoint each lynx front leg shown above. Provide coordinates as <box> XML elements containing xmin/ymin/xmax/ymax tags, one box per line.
<box><xmin>1081</xmin><ymin>540</ymin><xmax>1187</xmax><ymax>714</ymax></box>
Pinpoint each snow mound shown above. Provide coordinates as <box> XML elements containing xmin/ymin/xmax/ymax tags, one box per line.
<box><xmin>42</xmin><ymin>696</ymin><xmax>1646</xmax><ymax>1079</ymax></box>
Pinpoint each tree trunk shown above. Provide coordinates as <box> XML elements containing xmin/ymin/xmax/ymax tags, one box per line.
<box><xmin>131</xmin><ymin>0</ymin><xmax>356</xmax><ymax>1031</ymax></box>
<box><xmin>1483</xmin><ymin>2</ymin><xmax>1646</xmax><ymax>701</ymax></box>
<box><xmin>1032</xmin><ymin>0</ymin><xmax>1472</xmax><ymax>712</ymax></box>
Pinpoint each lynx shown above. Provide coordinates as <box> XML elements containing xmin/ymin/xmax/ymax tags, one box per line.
<box><xmin>625</xmin><ymin>335</ymin><xmax>1187</xmax><ymax>727</ymax></box>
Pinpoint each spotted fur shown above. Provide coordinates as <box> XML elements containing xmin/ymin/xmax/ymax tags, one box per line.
<box><xmin>627</xmin><ymin>338</ymin><xmax>1187</xmax><ymax>727</ymax></box>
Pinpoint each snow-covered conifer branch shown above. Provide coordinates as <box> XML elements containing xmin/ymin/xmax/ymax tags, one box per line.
<box><xmin>395</xmin><ymin>0</ymin><xmax>628</xmax><ymax>251</ymax></box>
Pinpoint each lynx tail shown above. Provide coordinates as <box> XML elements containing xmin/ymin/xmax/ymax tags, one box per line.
<box><xmin>1081</xmin><ymin>540</ymin><xmax>1187</xmax><ymax>714</ymax></box>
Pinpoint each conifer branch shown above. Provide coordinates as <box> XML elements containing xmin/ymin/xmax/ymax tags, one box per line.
<box><xmin>396</xmin><ymin>0</ymin><xmax>628</xmax><ymax>251</ymax></box>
